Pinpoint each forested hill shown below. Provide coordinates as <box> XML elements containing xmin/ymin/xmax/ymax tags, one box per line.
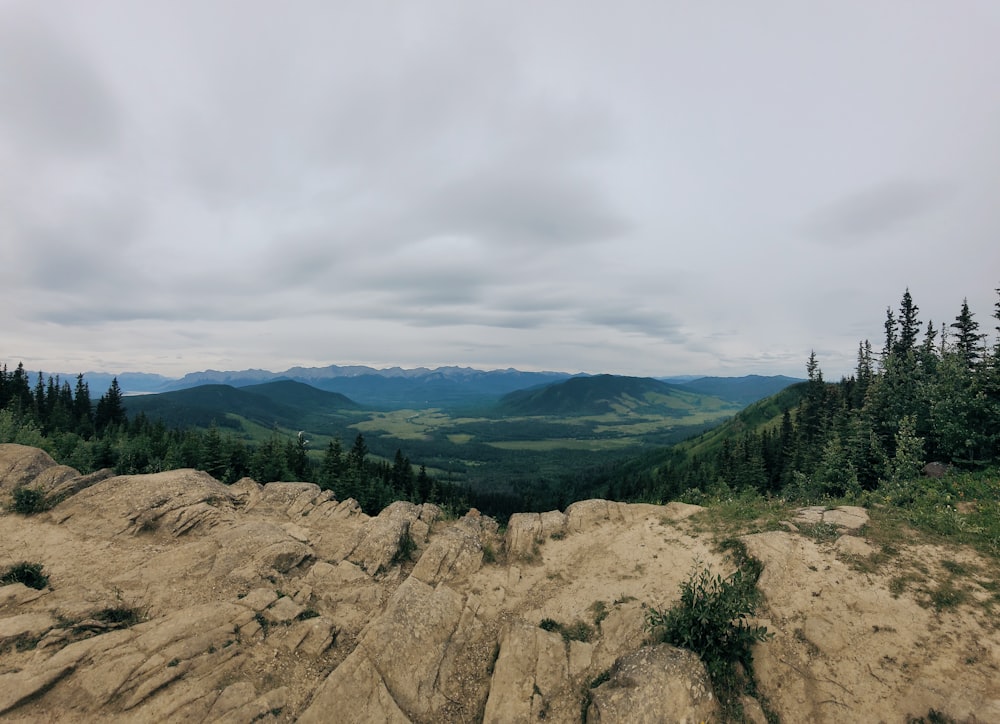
<box><xmin>579</xmin><ymin>288</ymin><xmax>1000</xmax><ymax>505</ymax></box>
<box><xmin>494</xmin><ymin>374</ymin><xmax>738</xmax><ymax>417</ymax></box>
<box><xmin>122</xmin><ymin>380</ymin><xmax>359</xmax><ymax>430</ymax></box>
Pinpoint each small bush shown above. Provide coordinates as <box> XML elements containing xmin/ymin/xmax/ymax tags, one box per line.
<box><xmin>296</xmin><ymin>609</ymin><xmax>320</xmax><ymax>621</ymax></box>
<box><xmin>929</xmin><ymin>581</ymin><xmax>969</xmax><ymax>611</ymax></box>
<box><xmin>537</xmin><ymin>617</ymin><xmax>594</xmax><ymax>643</ymax></box>
<box><xmin>646</xmin><ymin>554</ymin><xmax>771</xmax><ymax>720</ymax></box>
<box><xmin>647</xmin><ymin>563</ymin><xmax>769</xmax><ymax>680</ymax></box>
<box><xmin>482</xmin><ymin>542</ymin><xmax>497</xmax><ymax>564</ymax></box>
<box><xmin>1</xmin><ymin>561</ymin><xmax>49</xmax><ymax>590</ymax></box>
<box><xmin>93</xmin><ymin>606</ymin><xmax>145</xmax><ymax>628</ymax></box>
<box><xmin>561</xmin><ymin>620</ymin><xmax>594</xmax><ymax>643</ymax></box>
<box><xmin>11</xmin><ymin>487</ymin><xmax>49</xmax><ymax>515</ymax></box>
<box><xmin>907</xmin><ymin>709</ymin><xmax>956</xmax><ymax>724</ymax></box>
<box><xmin>589</xmin><ymin>600</ymin><xmax>609</xmax><ymax>626</ymax></box>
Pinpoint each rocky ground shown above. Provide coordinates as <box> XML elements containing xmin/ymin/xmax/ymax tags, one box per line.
<box><xmin>1</xmin><ymin>442</ymin><xmax>998</xmax><ymax>722</ymax></box>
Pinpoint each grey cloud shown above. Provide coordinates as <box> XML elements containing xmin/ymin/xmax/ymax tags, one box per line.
<box><xmin>6</xmin><ymin>197</ymin><xmax>146</xmax><ymax>295</ymax></box>
<box><xmin>805</xmin><ymin>180</ymin><xmax>950</xmax><ymax>245</ymax></box>
<box><xmin>582</xmin><ymin>305</ymin><xmax>687</xmax><ymax>342</ymax></box>
<box><xmin>418</xmin><ymin>169</ymin><xmax>628</xmax><ymax>247</ymax></box>
<box><xmin>385</xmin><ymin>306</ymin><xmax>549</xmax><ymax>331</ymax></box>
<box><xmin>0</xmin><ymin>10</ymin><xmax>119</xmax><ymax>155</ymax></box>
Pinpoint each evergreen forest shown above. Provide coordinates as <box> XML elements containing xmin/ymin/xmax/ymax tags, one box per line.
<box><xmin>0</xmin><ymin>367</ymin><xmax>466</xmax><ymax>515</ymax></box>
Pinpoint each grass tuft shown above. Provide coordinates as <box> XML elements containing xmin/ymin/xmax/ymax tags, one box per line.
<box><xmin>1</xmin><ymin>561</ymin><xmax>49</xmax><ymax>590</ymax></box>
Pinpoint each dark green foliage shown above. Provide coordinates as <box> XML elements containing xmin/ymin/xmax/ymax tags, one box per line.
<box><xmin>643</xmin><ymin>287</ymin><xmax>1000</xmax><ymax>503</ymax></box>
<box><xmin>496</xmin><ymin>374</ymin><xmax>738</xmax><ymax>417</ymax></box>
<box><xmin>254</xmin><ymin>611</ymin><xmax>270</xmax><ymax>636</ymax></box>
<box><xmin>646</xmin><ymin>550</ymin><xmax>770</xmax><ymax>722</ymax></box>
<box><xmin>93</xmin><ymin>605</ymin><xmax>145</xmax><ymax>628</ymax></box>
<box><xmin>11</xmin><ymin>486</ymin><xmax>49</xmax><ymax>515</ymax></box>
<box><xmin>1</xmin><ymin>561</ymin><xmax>49</xmax><ymax>590</ymax></box>
<box><xmin>537</xmin><ymin>617</ymin><xmax>594</xmax><ymax>642</ymax></box>
<box><xmin>646</xmin><ymin>558</ymin><xmax>769</xmax><ymax>688</ymax></box>
<box><xmin>2</xmin><ymin>362</ymin><xmax>463</xmax><ymax>517</ymax></box>
<box><xmin>94</xmin><ymin>378</ymin><xmax>126</xmax><ymax>433</ymax></box>
<box><xmin>951</xmin><ymin>298</ymin><xmax>985</xmax><ymax>369</ymax></box>
<box><xmin>907</xmin><ymin>709</ymin><xmax>957</xmax><ymax>724</ymax></box>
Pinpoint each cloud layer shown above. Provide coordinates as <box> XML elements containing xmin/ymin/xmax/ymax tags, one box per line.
<box><xmin>3</xmin><ymin>1</ymin><xmax>999</xmax><ymax>378</ymax></box>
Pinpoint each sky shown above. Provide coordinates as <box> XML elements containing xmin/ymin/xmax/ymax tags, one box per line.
<box><xmin>3</xmin><ymin>1</ymin><xmax>999</xmax><ymax>381</ymax></box>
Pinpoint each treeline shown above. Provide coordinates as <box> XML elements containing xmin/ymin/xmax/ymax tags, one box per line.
<box><xmin>0</xmin><ymin>363</ymin><xmax>467</xmax><ymax>515</ymax></box>
<box><xmin>587</xmin><ymin>287</ymin><xmax>1000</xmax><ymax>503</ymax></box>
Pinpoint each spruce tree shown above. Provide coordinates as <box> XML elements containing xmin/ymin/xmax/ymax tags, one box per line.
<box><xmin>951</xmin><ymin>298</ymin><xmax>985</xmax><ymax>369</ymax></box>
<box><xmin>94</xmin><ymin>378</ymin><xmax>126</xmax><ymax>434</ymax></box>
<box><xmin>73</xmin><ymin>374</ymin><xmax>93</xmax><ymax>437</ymax></box>
<box><xmin>319</xmin><ymin>438</ymin><xmax>345</xmax><ymax>492</ymax></box>
<box><xmin>895</xmin><ymin>288</ymin><xmax>920</xmax><ymax>356</ymax></box>
<box><xmin>882</xmin><ymin>307</ymin><xmax>897</xmax><ymax>364</ymax></box>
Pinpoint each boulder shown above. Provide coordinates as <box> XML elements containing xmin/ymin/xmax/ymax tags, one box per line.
<box><xmin>922</xmin><ymin>462</ymin><xmax>950</xmax><ymax>478</ymax></box>
<box><xmin>411</xmin><ymin>522</ymin><xmax>484</xmax><ymax>585</ymax></box>
<box><xmin>52</xmin><ymin>469</ymin><xmax>238</xmax><ymax>537</ymax></box>
<box><xmin>302</xmin><ymin>576</ymin><xmax>491</xmax><ymax>722</ymax></box>
<box><xmin>483</xmin><ymin>621</ymin><xmax>575</xmax><ymax>723</ymax></box>
<box><xmin>0</xmin><ymin>444</ymin><xmax>74</xmax><ymax>494</ymax></box>
<box><xmin>504</xmin><ymin>512</ymin><xmax>545</xmax><ymax>558</ymax></box>
<box><xmin>586</xmin><ymin>644</ymin><xmax>719</xmax><ymax>723</ymax></box>
<box><xmin>341</xmin><ymin>501</ymin><xmax>422</xmax><ymax>575</ymax></box>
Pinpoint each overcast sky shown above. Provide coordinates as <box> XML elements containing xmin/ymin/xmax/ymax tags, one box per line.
<box><xmin>3</xmin><ymin>1</ymin><xmax>999</xmax><ymax>380</ymax></box>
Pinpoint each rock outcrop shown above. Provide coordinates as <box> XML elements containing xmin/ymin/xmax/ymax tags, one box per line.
<box><xmin>586</xmin><ymin>644</ymin><xmax>719</xmax><ymax>723</ymax></box>
<box><xmin>1</xmin><ymin>443</ymin><xmax>998</xmax><ymax>722</ymax></box>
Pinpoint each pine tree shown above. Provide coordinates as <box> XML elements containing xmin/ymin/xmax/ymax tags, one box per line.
<box><xmin>797</xmin><ymin>352</ymin><xmax>827</xmax><ymax>471</ymax></box>
<box><xmin>348</xmin><ymin>433</ymin><xmax>368</xmax><ymax>472</ymax></box>
<box><xmin>890</xmin><ymin>415</ymin><xmax>924</xmax><ymax>482</ymax></box>
<box><xmin>286</xmin><ymin>432</ymin><xmax>309</xmax><ymax>480</ymax></box>
<box><xmin>950</xmin><ymin>298</ymin><xmax>985</xmax><ymax>369</ymax></box>
<box><xmin>390</xmin><ymin>449</ymin><xmax>415</xmax><ymax>498</ymax></box>
<box><xmin>416</xmin><ymin>465</ymin><xmax>431</xmax><ymax>503</ymax></box>
<box><xmin>94</xmin><ymin>378</ymin><xmax>126</xmax><ymax>433</ymax></box>
<box><xmin>895</xmin><ymin>288</ymin><xmax>920</xmax><ymax>356</ymax></box>
<box><xmin>928</xmin><ymin>352</ymin><xmax>987</xmax><ymax>466</ymax></box>
<box><xmin>73</xmin><ymin>374</ymin><xmax>93</xmax><ymax>437</ymax></box>
<box><xmin>853</xmin><ymin>340</ymin><xmax>874</xmax><ymax>407</ymax></box>
<box><xmin>201</xmin><ymin>424</ymin><xmax>227</xmax><ymax>481</ymax></box>
<box><xmin>319</xmin><ymin>438</ymin><xmax>346</xmax><ymax>492</ymax></box>
<box><xmin>882</xmin><ymin>307</ymin><xmax>897</xmax><ymax>364</ymax></box>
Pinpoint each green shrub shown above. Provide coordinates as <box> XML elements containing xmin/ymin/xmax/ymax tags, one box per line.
<box><xmin>646</xmin><ymin>554</ymin><xmax>771</xmax><ymax>720</ymax></box>
<box><xmin>93</xmin><ymin>606</ymin><xmax>145</xmax><ymax>628</ymax></box>
<box><xmin>907</xmin><ymin>709</ymin><xmax>956</xmax><ymax>724</ymax></box>
<box><xmin>537</xmin><ymin>617</ymin><xmax>594</xmax><ymax>643</ymax></box>
<box><xmin>482</xmin><ymin>542</ymin><xmax>497</xmax><ymax>564</ymax></box>
<box><xmin>647</xmin><ymin>563</ymin><xmax>769</xmax><ymax>680</ymax></box>
<box><xmin>11</xmin><ymin>487</ymin><xmax>48</xmax><ymax>515</ymax></box>
<box><xmin>1</xmin><ymin>561</ymin><xmax>49</xmax><ymax>590</ymax></box>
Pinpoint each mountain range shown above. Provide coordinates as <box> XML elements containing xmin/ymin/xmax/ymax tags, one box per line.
<box><xmin>68</xmin><ymin>365</ymin><xmax>802</xmax><ymax>410</ymax></box>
